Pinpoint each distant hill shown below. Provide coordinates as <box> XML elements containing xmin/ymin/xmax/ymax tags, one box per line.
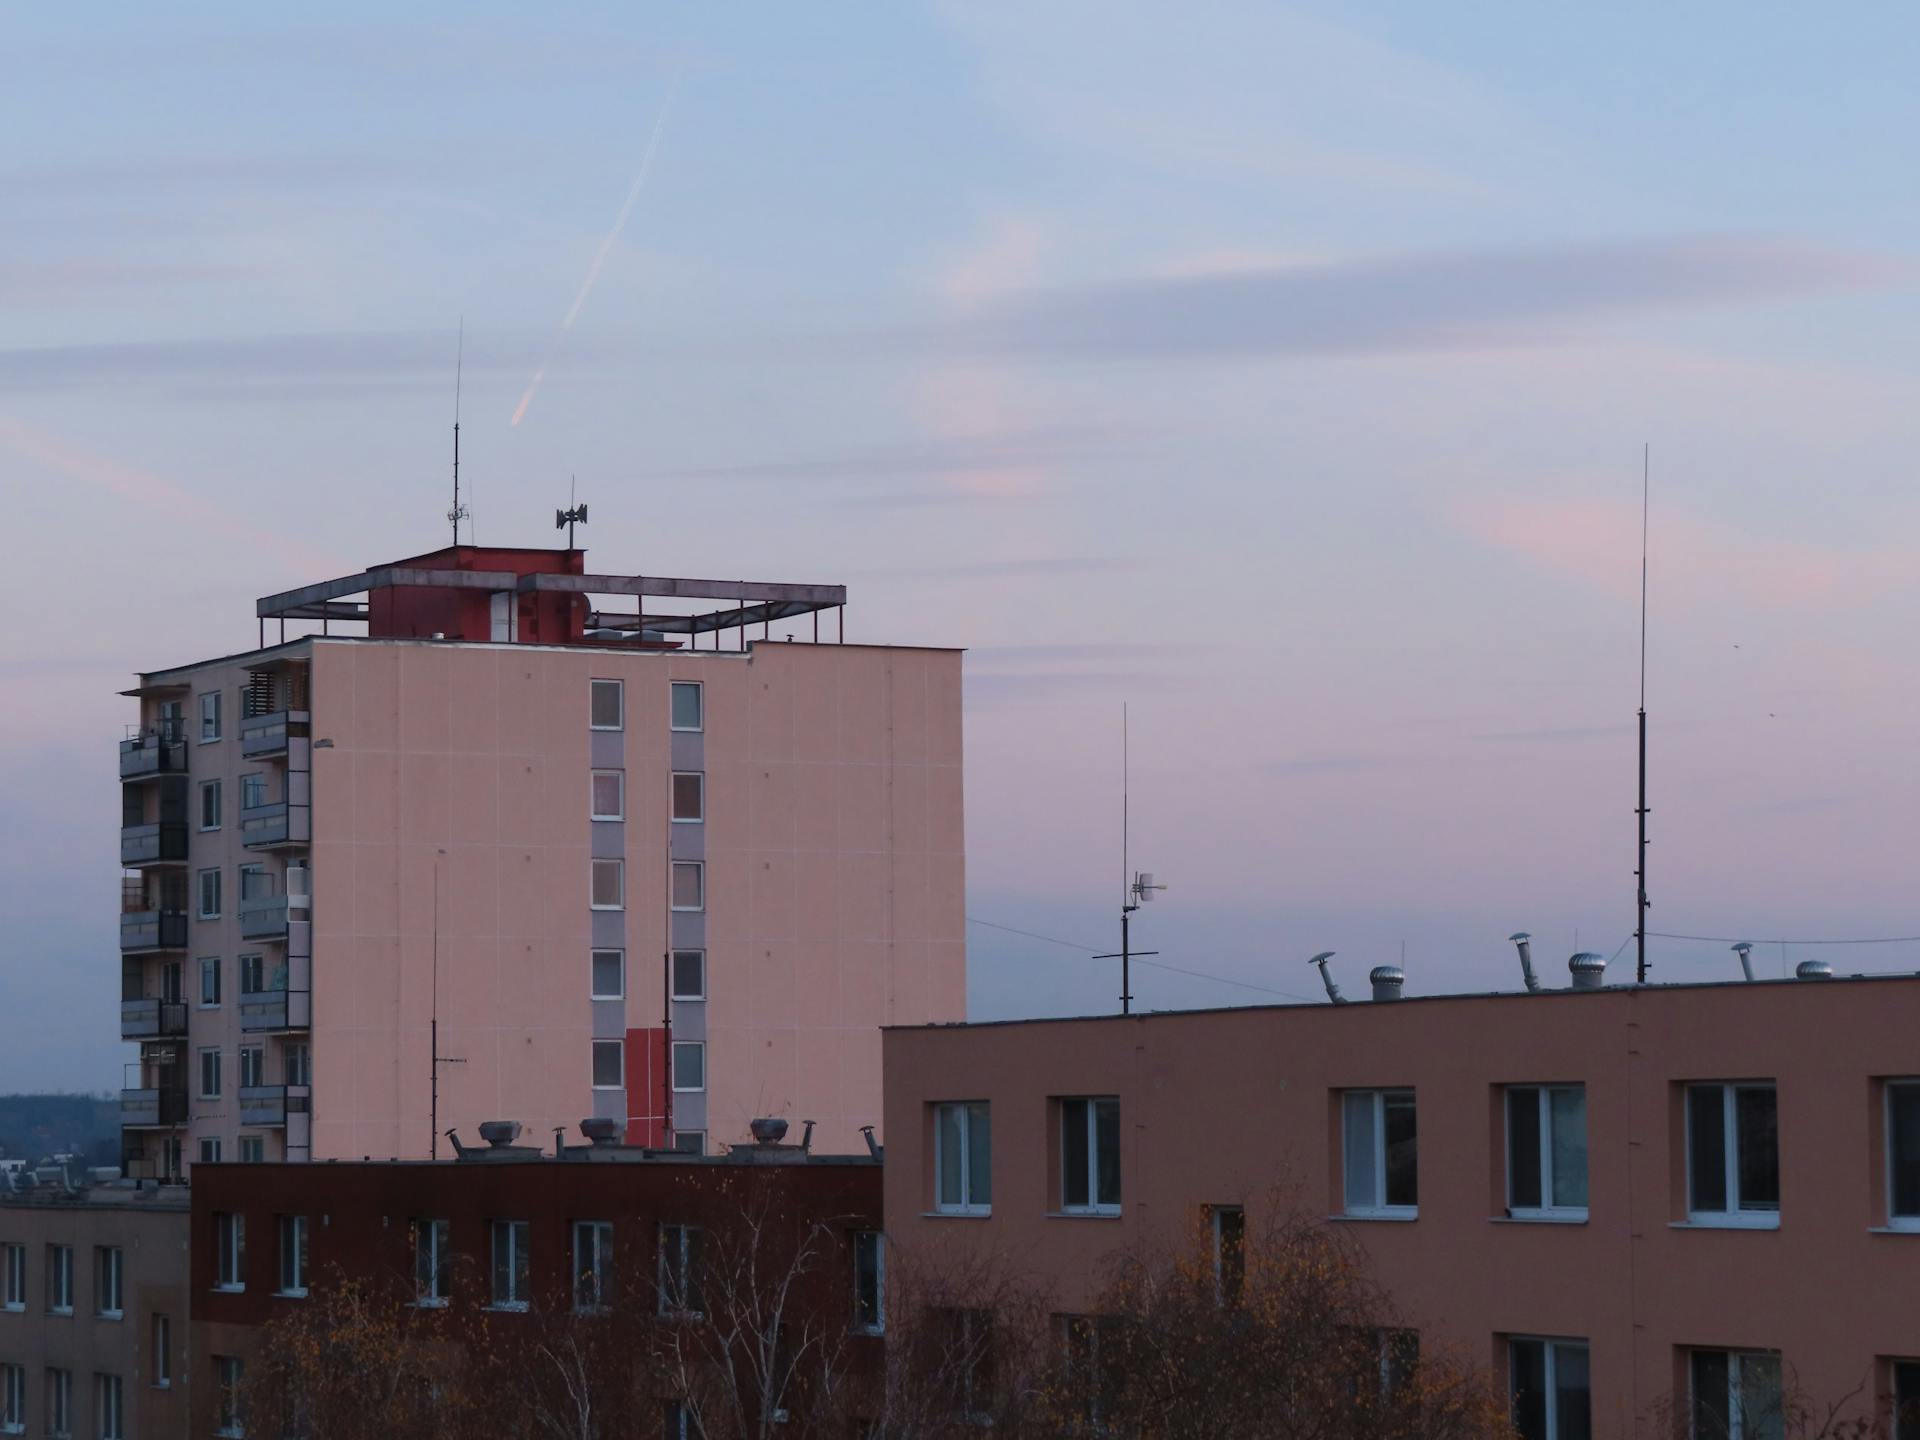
<box><xmin>0</xmin><ymin>1094</ymin><xmax>121</xmax><ymax>1168</ymax></box>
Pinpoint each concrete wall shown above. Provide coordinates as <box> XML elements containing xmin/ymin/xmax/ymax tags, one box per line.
<box><xmin>882</xmin><ymin>976</ymin><xmax>1920</xmax><ymax>1438</ymax></box>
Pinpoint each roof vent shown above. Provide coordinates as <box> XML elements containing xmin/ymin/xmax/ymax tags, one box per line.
<box><xmin>1732</xmin><ymin>942</ymin><xmax>1755</xmax><ymax>982</ymax></box>
<box><xmin>1509</xmin><ymin>932</ymin><xmax>1541</xmax><ymax>993</ymax></box>
<box><xmin>478</xmin><ymin>1120</ymin><xmax>522</xmax><ymax>1148</ymax></box>
<box><xmin>580</xmin><ymin>1118</ymin><xmax>620</xmax><ymax>1147</ymax></box>
<box><xmin>749</xmin><ymin>1117</ymin><xmax>790</xmax><ymax>1146</ymax></box>
<box><xmin>1795</xmin><ymin>958</ymin><xmax>1833</xmax><ymax>980</ymax></box>
<box><xmin>1308</xmin><ymin>952</ymin><xmax>1346</xmax><ymax>1005</ymax></box>
<box><xmin>1568</xmin><ymin>952</ymin><xmax>1608</xmax><ymax>990</ymax></box>
<box><xmin>1369</xmin><ymin>964</ymin><xmax>1404</xmax><ymax>1001</ymax></box>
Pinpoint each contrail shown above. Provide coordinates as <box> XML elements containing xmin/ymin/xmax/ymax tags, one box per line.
<box><xmin>511</xmin><ymin>64</ymin><xmax>684</xmax><ymax>427</ymax></box>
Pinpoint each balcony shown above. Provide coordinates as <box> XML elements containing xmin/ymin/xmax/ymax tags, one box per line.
<box><xmin>240</xmin><ymin>801</ymin><xmax>309</xmax><ymax>851</ymax></box>
<box><xmin>239</xmin><ymin>989</ymin><xmax>310</xmax><ymax>1033</ymax></box>
<box><xmin>120</xmin><ymin>909</ymin><xmax>188</xmax><ymax>953</ymax></box>
<box><xmin>119</xmin><ymin>730</ymin><xmax>187</xmax><ymax>781</ymax></box>
<box><xmin>120</xmin><ymin>822</ymin><xmax>188</xmax><ymax>867</ymax></box>
<box><xmin>120</xmin><ymin>1086</ymin><xmax>188</xmax><ymax>1129</ymax></box>
<box><xmin>240</xmin><ymin>709</ymin><xmax>309</xmax><ymax>760</ymax></box>
<box><xmin>120</xmin><ymin>999</ymin><xmax>188</xmax><ymax>1041</ymax></box>
<box><xmin>239</xmin><ymin>1085</ymin><xmax>309</xmax><ymax>1128</ymax></box>
<box><xmin>237</xmin><ymin>893</ymin><xmax>288</xmax><ymax>940</ymax></box>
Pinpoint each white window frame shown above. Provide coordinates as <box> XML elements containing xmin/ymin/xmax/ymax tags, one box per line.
<box><xmin>933</xmin><ymin>1101</ymin><xmax>992</xmax><ymax>1216</ymax></box>
<box><xmin>46</xmin><ymin>1368</ymin><xmax>69</xmax><ymax>1440</ymax></box>
<box><xmin>669</xmin><ymin>681</ymin><xmax>703</xmax><ymax>733</ymax></box>
<box><xmin>197</xmin><ymin>868</ymin><xmax>221</xmax><ymax>920</ymax></box>
<box><xmin>239</xmin><ymin>772</ymin><xmax>267</xmax><ymax>812</ymax></box>
<box><xmin>277</xmin><ymin>1215</ymin><xmax>308</xmax><ymax>1296</ymax></box>
<box><xmin>0</xmin><ymin>1362</ymin><xmax>21</xmax><ymax>1434</ymax></box>
<box><xmin>1685</xmin><ymin>1082</ymin><xmax>1780</xmax><ymax>1228</ymax></box>
<box><xmin>214</xmin><ymin>1356</ymin><xmax>243</xmax><ymax>1438</ymax></box>
<box><xmin>199</xmin><ymin>957</ymin><xmax>221</xmax><ymax>1009</ymax></box>
<box><xmin>1210</xmin><ymin>1205</ymin><xmax>1245</xmax><ymax>1305</ymax></box>
<box><xmin>199</xmin><ymin>1048</ymin><xmax>222</xmax><ymax>1100</ymax></box>
<box><xmin>490</xmin><ymin>1220</ymin><xmax>530</xmax><ymax>1311</ymax></box>
<box><xmin>670</xmin><ymin>949</ymin><xmax>706</xmax><ymax>1002</ymax></box>
<box><xmin>239</xmin><ymin>1046</ymin><xmax>265</xmax><ymax>1089</ymax></box>
<box><xmin>1059</xmin><ymin>1096</ymin><xmax>1122</xmax><ymax>1215</ymax></box>
<box><xmin>151</xmin><ymin>1314</ymin><xmax>171</xmax><ymax>1388</ymax></box>
<box><xmin>671</xmin><ymin>1041</ymin><xmax>705</xmax><ymax>1094</ymax></box>
<box><xmin>2</xmin><ymin>1244</ymin><xmax>23</xmax><ymax>1311</ymax></box>
<box><xmin>199</xmin><ymin>780</ymin><xmax>222</xmax><ymax>832</ymax></box>
<box><xmin>414</xmin><ymin>1219</ymin><xmax>452</xmax><ymax>1307</ymax></box>
<box><xmin>657</xmin><ymin>1224</ymin><xmax>703</xmax><ymax>1318</ymax></box>
<box><xmin>95</xmin><ymin>1247</ymin><xmax>123</xmax><ymax>1318</ymax></box>
<box><xmin>199</xmin><ymin>691</ymin><xmax>222</xmax><ymax>743</ymax></box>
<box><xmin>670</xmin><ymin>860</ymin><xmax>704</xmax><ymax>913</ymax></box>
<box><xmin>572</xmin><ymin>1220</ymin><xmax>613</xmax><ymax>1314</ymax></box>
<box><xmin>589</xmin><ymin>678</ymin><xmax>624</xmax><ymax>731</ymax></box>
<box><xmin>590</xmin><ymin>948</ymin><xmax>625</xmax><ymax>1001</ymax></box>
<box><xmin>1505</xmin><ymin>1084</ymin><xmax>1590</xmax><ymax>1221</ymax></box>
<box><xmin>214</xmin><ymin>1213</ymin><xmax>245</xmax><ymax>1291</ymax></box>
<box><xmin>48</xmin><ymin>1244</ymin><xmax>73</xmax><ymax>1314</ymax></box>
<box><xmin>1510</xmin><ymin>1336</ymin><xmax>1591</xmax><ymax>1440</ymax></box>
<box><xmin>852</xmin><ymin>1230</ymin><xmax>886</xmax><ymax>1334</ymax></box>
<box><xmin>1885</xmin><ymin>1080</ymin><xmax>1920</xmax><ymax>1231</ymax></box>
<box><xmin>590</xmin><ymin>769</ymin><xmax>624</xmax><ymax>822</ymax></box>
<box><xmin>284</xmin><ymin>1042</ymin><xmax>311</xmax><ymax>1088</ymax></box>
<box><xmin>96</xmin><ymin>1372</ymin><xmax>124</xmax><ymax>1440</ymax></box>
<box><xmin>238</xmin><ymin>1135</ymin><xmax>265</xmax><ymax>1165</ymax></box>
<box><xmin>591</xmin><ymin>1039</ymin><xmax>625</xmax><ymax>1091</ymax></box>
<box><xmin>1343</xmin><ymin>1088</ymin><xmax>1418</xmax><ymax>1218</ymax></box>
<box><xmin>199</xmin><ymin>1138</ymin><xmax>222</xmax><ymax>1165</ymax></box>
<box><xmin>671</xmin><ymin>771</ymin><xmax>704</xmax><ymax>823</ymax></box>
<box><xmin>589</xmin><ymin>858</ymin><xmax>624</xmax><ymax>911</ymax></box>
<box><xmin>1690</xmin><ymin>1349</ymin><xmax>1784</xmax><ymax>1440</ymax></box>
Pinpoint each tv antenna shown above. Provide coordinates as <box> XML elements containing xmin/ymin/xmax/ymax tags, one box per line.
<box><xmin>447</xmin><ymin>319</ymin><xmax>469</xmax><ymax>546</ymax></box>
<box><xmin>1635</xmin><ymin>444</ymin><xmax>1651</xmax><ymax>984</ymax></box>
<box><xmin>429</xmin><ymin>854</ymin><xmax>466</xmax><ymax>1158</ymax></box>
<box><xmin>556</xmin><ymin>476</ymin><xmax>589</xmax><ymax>548</ymax></box>
<box><xmin>1093</xmin><ymin>703</ymin><xmax>1167</xmax><ymax>1013</ymax></box>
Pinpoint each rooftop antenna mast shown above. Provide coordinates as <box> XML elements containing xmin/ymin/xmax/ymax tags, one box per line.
<box><xmin>1094</xmin><ymin>702</ymin><xmax>1166</xmax><ymax>1013</ymax></box>
<box><xmin>448</xmin><ymin>319</ymin><xmax>469</xmax><ymax>546</ymax></box>
<box><xmin>1635</xmin><ymin>443</ymin><xmax>1651</xmax><ymax>984</ymax></box>
<box><xmin>555</xmin><ymin>475</ymin><xmax>589</xmax><ymax>549</ymax></box>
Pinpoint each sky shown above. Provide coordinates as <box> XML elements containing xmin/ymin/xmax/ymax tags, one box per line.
<box><xmin>4</xmin><ymin>3</ymin><xmax>1919</xmax><ymax>1091</ymax></box>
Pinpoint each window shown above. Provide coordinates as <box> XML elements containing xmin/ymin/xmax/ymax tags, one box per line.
<box><xmin>491</xmin><ymin>1221</ymin><xmax>531</xmax><ymax>1309</ymax></box>
<box><xmin>934</xmin><ymin>1102</ymin><xmax>992</xmax><ymax>1214</ymax></box>
<box><xmin>658</xmin><ymin>1225</ymin><xmax>703</xmax><ymax>1316</ymax></box>
<box><xmin>240</xmin><ymin>774</ymin><xmax>267</xmax><ymax>811</ymax></box>
<box><xmin>238</xmin><ymin>863</ymin><xmax>271</xmax><ymax>903</ymax></box>
<box><xmin>938</xmin><ymin>1308</ymin><xmax>996</xmax><ymax>1421</ymax></box>
<box><xmin>95</xmin><ymin>1374</ymin><xmax>123</xmax><ymax>1440</ymax></box>
<box><xmin>670</xmin><ymin>681</ymin><xmax>702</xmax><ymax>731</ymax></box>
<box><xmin>0</xmin><ymin>1363</ymin><xmax>19</xmax><ymax>1434</ymax></box>
<box><xmin>47</xmin><ymin>1246</ymin><xmax>73</xmax><ymax>1314</ymax></box>
<box><xmin>199</xmin><ymin>1138</ymin><xmax>222</xmax><ymax>1165</ymax></box>
<box><xmin>1059</xmin><ymin>1315</ymin><xmax>1123</xmax><ymax>1428</ymax></box>
<box><xmin>593</xmin><ymin>1040</ymin><xmax>625</xmax><ymax>1090</ymax></box>
<box><xmin>151</xmin><ymin>1314</ymin><xmax>171</xmax><ymax>1388</ymax></box>
<box><xmin>162</xmin><ymin>961</ymin><xmax>184</xmax><ymax>1003</ymax></box>
<box><xmin>1687</xmin><ymin>1084</ymin><xmax>1779</xmax><ymax>1225</ymax></box>
<box><xmin>213</xmin><ymin>1355</ymin><xmax>243</xmax><ymax>1437</ymax></box>
<box><xmin>200</xmin><ymin>1048</ymin><xmax>223</xmax><ymax>1099</ymax></box>
<box><xmin>239</xmin><ymin>1047</ymin><xmax>265</xmax><ymax>1088</ymax></box>
<box><xmin>1894</xmin><ymin>1360</ymin><xmax>1920</xmax><ymax>1440</ymax></box>
<box><xmin>215</xmin><ymin>1213</ymin><xmax>245</xmax><ymax>1290</ymax></box>
<box><xmin>590</xmin><ymin>858</ymin><xmax>624</xmax><ymax>910</ymax></box>
<box><xmin>238</xmin><ymin>1136</ymin><xmax>265</xmax><ymax>1164</ymax></box>
<box><xmin>95</xmin><ymin>1248</ymin><xmax>123</xmax><ymax>1318</ymax></box>
<box><xmin>200</xmin><ymin>781</ymin><xmax>222</xmax><ymax>831</ymax></box>
<box><xmin>852</xmin><ymin>1231</ymin><xmax>885</xmax><ymax>1333</ymax></box>
<box><xmin>1211</xmin><ymin>1205</ymin><xmax>1245</xmax><ymax>1306</ymax></box>
<box><xmin>1691</xmin><ymin>1350</ymin><xmax>1784</xmax><ymax>1440</ymax></box>
<box><xmin>45</xmin><ymin>1369</ymin><xmax>69</xmax><ymax>1440</ymax></box>
<box><xmin>662</xmin><ymin>1402</ymin><xmax>697</xmax><ymax>1440</ymax></box>
<box><xmin>200</xmin><ymin>691</ymin><xmax>222</xmax><ymax>742</ymax></box>
<box><xmin>277</xmin><ymin>1216</ymin><xmax>308</xmax><ymax>1295</ymax></box>
<box><xmin>670</xmin><ymin>861</ymin><xmax>703</xmax><ymax>912</ymax></box>
<box><xmin>197</xmin><ymin>868</ymin><xmax>221</xmax><ymax>920</ymax></box>
<box><xmin>2</xmin><ymin>1244</ymin><xmax>22</xmax><ymax>1310</ymax></box>
<box><xmin>671</xmin><ymin>950</ymin><xmax>705</xmax><ymax>1001</ymax></box>
<box><xmin>590</xmin><ymin>949</ymin><xmax>625</xmax><ymax>1000</ymax></box>
<box><xmin>1343</xmin><ymin>1089</ymin><xmax>1418</xmax><ymax>1216</ymax></box>
<box><xmin>414</xmin><ymin>1220</ymin><xmax>451</xmax><ymax>1305</ymax></box>
<box><xmin>199</xmin><ymin>957</ymin><xmax>222</xmax><ymax>1007</ymax></box>
<box><xmin>590</xmin><ymin>770</ymin><xmax>624</xmax><ymax>821</ymax></box>
<box><xmin>673</xmin><ymin>1131</ymin><xmax>706</xmax><ymax>1155</ymax></box>
<box><xmin>590</xmin><ymin>678</ymin><xmax>624</xmax><ymax>730</ymax></box>
<box><xmin>284</xmin><ymin>1043</ymin><xmax>311</xmax><ymax>1088</ymax></box>
<box><xmin>573</xmin><ymin>1221</ymin><xmax>613</xmax><ymax>1313</ymax></box>
<box><xmin>671</xmin><ymin>1042</ymin><xmax>705</xmax><ymax>1093</ymax></box>
<box><xmin>1887</xmin><ymin>1083</ymin><xmax>1920</xmax><ymax>1227</ymax></box>
<box><xmin>1507</xmin><ymin>1086</ymin><xmax>1589</xmax><ymax>1218</ymax></box>
<box><xmin>238</xmin><ymin>954</ymin><xmax>265</xmax><ymax>994</ymax></box>
<box><xmin>1060</xmin><ymin>1097</ymin><xmax>1122</xmax><ymax>1214</ymax></box>
<box><xmin>671</xmin><ymin>772</ymin><xmax>704</xmax><ymax>822</ymax></box>
<box><xmin>1510</xmin><ymin>1338</ymin><xmax>1591</xmax><ymax>1440</ymax></box>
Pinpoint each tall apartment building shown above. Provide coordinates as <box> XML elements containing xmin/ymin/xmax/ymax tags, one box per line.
<box><xmin>119</xmin><ymin>544</ymin><xmax>964</xmax><ymax>1177</ymax></box>
<box><xmin>883</xmin><ymin>957</ymin><xmax>1920</xmax><ymax>1440</ymax></box>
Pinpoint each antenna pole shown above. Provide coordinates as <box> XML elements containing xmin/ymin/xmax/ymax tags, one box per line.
<box><xmin>450</xmin><ymin>320</ymin><xmax>467</xmax><ymax>547</ymax></box>
<box><xmin>1636</xmin><ymin>444</ymin><xmax>1650</xmax><ymax>984</ymax></box>
<box><xmin>1122</xmin><ymin>705</ymin><xmax>1130</xmax><ymax>1013</ymax></box>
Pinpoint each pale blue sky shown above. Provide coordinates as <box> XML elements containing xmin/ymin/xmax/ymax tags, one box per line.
<box><xmin>4</xmin><ymin>3</ymin><xmax>1919</xmax><ymax>1089</ymax></box>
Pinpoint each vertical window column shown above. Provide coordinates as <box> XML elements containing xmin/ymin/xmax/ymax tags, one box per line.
<box><xmin>586</xmin><ymin>679</ymin><xmax>629</xmax><ymax>1133</ymax></box>
<box><xmin>667</xmin><ymin>680</ymin><xmax>707</xmax><ymax>1147</ymax></box>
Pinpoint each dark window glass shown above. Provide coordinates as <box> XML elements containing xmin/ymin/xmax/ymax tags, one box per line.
<box><xmin>1556</xmin><ymin>1343</ymin><xmax>1592</xmax><ymax>1440</ymax></box>
<box><xmin>671</xmin><ymin>950</ymin><xmax>704</xmax><ymax>1000</ymax></box>
<box><xmin>1095</xmin><ymin>1098</ymin><xmax>1121</xmax><ymax>1208</ymax></box>
<box><xmin>1692</xmin><ymin>1351</ymin><xmax>1732</xmax><ymax>1440</ymax></box>
<box><xmin>1511</xmin><ymin>1339</ymin><xmax>1548</xmax><ymax>1440</ymax></box>
<box><xmin>589</xmin><ymin>680</ymin><xmax>622</xmax><ymax>730</ymax></box>
<box><xmin>670</xmin><ymin>683</ymin><xmax>702</xmax><ymax>731</ymax></box>
<box><xmin>1893</xmin><ymin>1086</ymin><xmax>1920</xmax><ymax>1218</ymax></box>
<box><xmin>852</xmin><ymin>1232</ymin><xmax>883</xmax><ymax>1331</ymax></box>
<box><xmin>1736</xmin><ymin>1088</ymin><xmax>1779</xmax><ymax>1211</ymax></box>
<box><xmin>1509</xmin><ymin>1087</ymin><xmax>1543</xmax><ymax>1209</ymax></box>
<box><xmin>1062</xmin><ymin>1100</ymin><xmax>1090</xmax><ymax>1209</ymax></box>
<box><xmin>672</xmin><ymin>773</ymin><xmax>703</xmax><ymax>821</ymax></box>
<box><xmin>1214</xmin><ymin>1207</ymin><xmax>1245</xmax><ymax>1306</ymax></box>
<box><xmin>1689</xmin><ymin>1088</ymin><xmax>1728</xmax><ymax>1212</ymax></box>
<box><xmin>1893</xmin><ymin>1361</ymin><xmax>1920</xmax><ymax>1440</ymax></box>
<box><xmin>1383</xmin><ymin>1092</ymin><xmax>1418</xmax><ymax>1208</ymax></box>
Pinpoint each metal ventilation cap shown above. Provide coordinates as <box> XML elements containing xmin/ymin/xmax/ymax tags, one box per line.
<box><xmin>1368</xmin><ymin>964</ymin><xmax>1405</xmax><ymax>1002</ymax></box>
<box><xmin>1509</xmin><ymin>932</ymin><xmax>1541</xmax><ymax>993</ymax></box>
<box><xmin>478</xmin><ymin>1120</ymin><xmax>523</xmax><ymax>1148</ymax></box>
<box><xmin>1795</xmin><ymin>958</ymin><xmax>1833</xmax><ymax>980</ymax></box>
<box><xmin>1568</xmin><ymin>952</ymin><xmax>1608</xmax><ymax>990</ymax></box>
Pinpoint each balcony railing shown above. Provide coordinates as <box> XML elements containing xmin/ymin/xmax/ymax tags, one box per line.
<box><xmin>240</xmin><ymin>801</ymin><xmax>309</xmax><ymax>850</ymax></box>
<box><xmin>120</xmin><ymin>1086</ymin><xmax>188</xmax><ymax>1129</ymax></box>
<box><xmin>120</xmin><ymin>909</ymin><xmax>188</xmax><ymax>953</ymax></box>
<box><xmin>240</xmin><ymin>709</ymin><xmax>309</xmax><ymax>760</ymax></box>
<box><xmin>239</xmin><ymin>989</ymin><xmax>310</xmax><ymax>1032</ymax></box>
<box><xmin>120</xmin><ymin>822</ymin><xmax>188</xmax><ymax>866</ymax></box>
<box><xmin>238</xmin><ymin>1085</ymin><xmax>309</xmax><ymax>1128</ymax></box>
<box><xmin>119</xmin><ymin>731</ymin><xmax>187</xmax><ymax>781</ymax></box>
<box><xmin>120</xmin><ymin>999</ymin><xmax>189</xmax><ymax>1041</ymax></box>
<box><xmin>238</xmin><ymin>894</ymin><xmax>288</xmax><ymax>939</ymax></box>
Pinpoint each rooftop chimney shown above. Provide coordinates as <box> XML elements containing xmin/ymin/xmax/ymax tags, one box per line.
<box><xmin>580</xmin><ymin>1118</ymin><xmax>621</xmax><ymax>1147</ymax></box>
<box><xmin>1509</xmin><ymin>932</ymin><xmax>1541</xmax><ymax>993</ymax></box>
<box><xmin>478</xmin><ymin>1120</ymin><xmax>522</xmax><ymax>1149</ymax></box>
<box><xmin>1568</xmin><ymin>952</ymin><xmax>1608</xmax><ymax>990</ymax></box>
<box><xmin>749</xmin><ymin>1118</ymin><xmax>789</xmax><ymax>1146</ymax></box>
<box><xmin>1308</xmin><ymin>952</ymin><xmax>1346</xmax><ymax>1005</ymax></box>
<box><xmin>859</xmin><ymin>1125</ymin><xmax>882</xmax><ymax>1160</ymax></box>
<box><xmin>1795</xmin><ymin>958</ymin><xmax>1833</xmax><ymax>980</ymax></box>
<box><xmin>1732</xmin><ymin>942</ymin><xmax>1755</xmax><ymax>982</ymax></box>
<box><xmin>1369</xmin><ymin>964</ymin><xmax>1405</xmax><ymax>1001</ymax></box>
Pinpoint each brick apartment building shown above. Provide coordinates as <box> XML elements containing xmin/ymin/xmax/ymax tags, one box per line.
<box><xmin>118</xmin><ymin>544</ymin><xmax>965</xmax><ymax>1177</ymax></box>
<box><xmin>882</xmin><ymin>954</ymin><xmax>1920</xmax><ymax>1440</ymax></box>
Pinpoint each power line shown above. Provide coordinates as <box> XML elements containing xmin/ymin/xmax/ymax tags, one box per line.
<box><xmin>964</xmin><ymin>916</ymin><xmax>1317</xmax><ymax>1003</ymax></box>
<box><xmin>1648</xmin><ymin>930</ymin><xmax>1920</xmax><ymax>947</ymax></box>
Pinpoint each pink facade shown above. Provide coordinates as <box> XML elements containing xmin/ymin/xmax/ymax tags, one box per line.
<box><xmin>883</xmin><ymin>974</ymin><xmax>1920</xmax><ymax>1439</ymax></box>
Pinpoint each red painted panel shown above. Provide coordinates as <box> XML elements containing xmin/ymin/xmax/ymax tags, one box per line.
<box><xmin>625</xmin><ymin>1026</ymin><xmax>668</xmax><ymax>1147</ymax></box>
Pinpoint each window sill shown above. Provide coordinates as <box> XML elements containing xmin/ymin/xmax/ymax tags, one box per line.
<box><xmin>274</xmin><ymin>1289</ymin><xmax>308</xmax><ymax>1299</ymax></box>
<box><xmin>413</xmin><ymin>1297</ymin><xmax>449</xmax><ymax>1309</ymax></box>
<box><xmin>49</xmin><ymin>1306</ymin><xmax>74</xmax><ymax>1316</ymax></box>
<box><xmin>1048</xmin><ymin>1210</ymin><xmax>1123</xmax><ymax>1220</ymax></box>
<box><xmin>670</xmin><ymin>995</ymin><xmax>706</xmax><ymax>1004</ymax></box>
<box><xmin>1330</xmin><ymin>1211</ymin><xmax>1419</xmax><ymax>1223</ymax></box>
<box><xmin>97</xmin><ymin>1310</ymin><xmax>125</xmax><ymax>1321</ymax></box>
<box><xmin>213</xmin><ymin>1285</ymin><xmax>245</xmax><ymax>1294</ymax></box>
<box><xmin>2</xmin><ymin>1303</ymin><xmax>22</xmax><ymax>1313</ymax></box>
<box><xmin>1867</xmin><ymin>1225</ymin><xmax>1920</xmax><ymax>1236</ymax></box>
<box><xmin>151</xmin><ymin>1381</ymin><xmax>171</xmax><ymax>1391</ymax></box>
<box><xmin>590</xmin><ymin>815</ymin><xmax>623</xmax><ymax>823</ymax></box>
<box><xmin>487</xmin><ymin>1302</ymin><xmax>529</xmax><ymax>1313</ymax></box>
<box><xmin>669</xmin><ymin>906</ymin><xmax>706</xmax><ymax>914</ymax></box>
<box><xmin>1670</xmin><ymin>1216</ymin><xmax>1780</xmax><ymax>1231</ymax></box>
<box><xmin>1494</xmin><ymin>1212</ymin><xmax>1589</xmax><ymax>1226</ymax></box>
<box><xmin>923</xmin><ymin>1210</ymin><xmax>992</xmax><ymax>1220</ymax></box>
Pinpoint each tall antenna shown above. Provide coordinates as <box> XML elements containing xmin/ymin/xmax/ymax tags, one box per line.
<box><xmin>1635</xmin><ymin>443</ymin><xmax>1651</xmax><ymax>984</ymax></box>
<box><xmin>448</xmin><ymin>319</ymin><xmax>469</xmax><ymax>546</ymax></box>
<box><xmin>1095</xmin><ymin>703</ymin><xmax>1166</xmax><ymax>1012</ymax></box>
